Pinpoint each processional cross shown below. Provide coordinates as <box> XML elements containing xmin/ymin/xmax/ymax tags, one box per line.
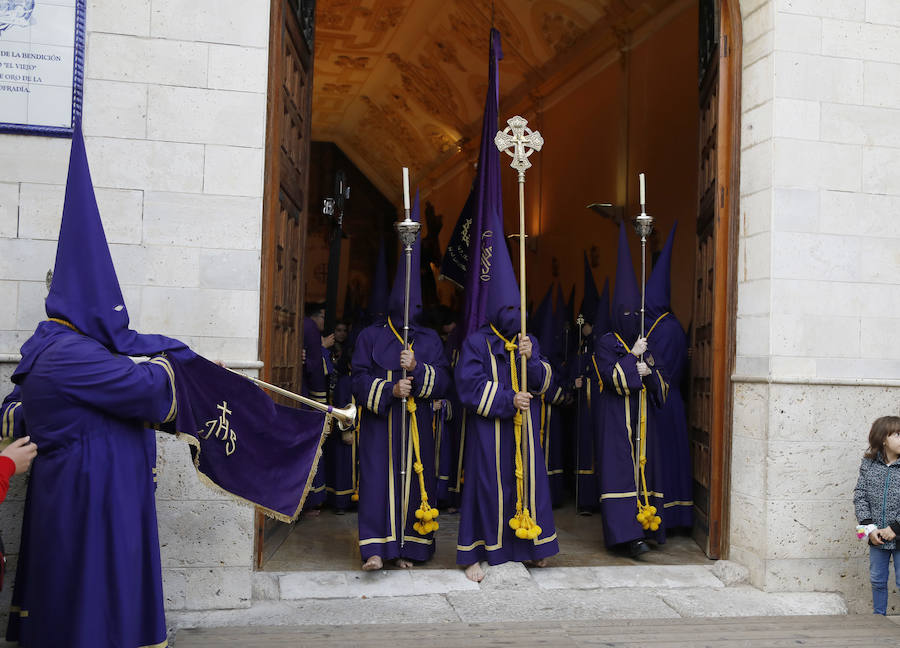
<box><xmin>494</xmin><ymin>115</ymin><xmax>544</xmax><ymax>180</ymax></box>
<box><xmin>495</xmin><ymin>115</ymin><xmax>544</xmax><ymax>540</ymax></box>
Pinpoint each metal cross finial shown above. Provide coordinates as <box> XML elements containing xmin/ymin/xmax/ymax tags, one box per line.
<box><xmin>495</xmin><ymin>115</ymin><xmax>543</xmax><ymax>180</ymax></box>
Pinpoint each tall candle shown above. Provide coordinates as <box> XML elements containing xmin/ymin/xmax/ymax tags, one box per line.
<box><xmin>639</xmin><ymin>173</ymin><xmax>646</xmax><ymax>207</ymax></box>
<box><xmin>402</xmin><ymin>167</ymin><xmax>410</xmax><ymax>211</ymax></box>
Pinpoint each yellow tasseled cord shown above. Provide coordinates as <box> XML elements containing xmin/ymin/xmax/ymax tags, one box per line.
<box><xmin>388</xmin><ymin>317</ymin><xmax>438</xmax><ymax>534</ymax></box>
<box><xmin>490</xmin><ymin>324</ymin><xmax>541</xmax><ymax>541</ymax></box>
<box><xmin>635</xmin><ymin>388</ymin><xmax>660</xmax><ymax>531</ymax></box>
<box><xmin>636</xmin><ymin>313</ymin><xmax>668</xmax><ymax>531</ymax></box>
<box><xmin>407</xmin><ymin>398</ymin><xmax>439</xmax><ymax>534</ymax></box>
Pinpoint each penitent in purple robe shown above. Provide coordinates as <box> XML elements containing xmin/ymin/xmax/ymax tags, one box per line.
<box><xmin>573</xmin><ymin>336</ymin><xmax>599</xmax><ymax>512</ymax></box>
<box><xmin>351</xmin><ymin>320</ymin><xmax>451</xmax><ymax>562</ymax></box>
<box><xmin>434</xmin><ymin>394</ymin><xmax>453</xmax><ymax>505</ymax></box>
<box><xmin>325</xmin><ymin>366</ymin><xmax>357</xmax><ymax>511</ymax></box>
<box><xmin>2</xmin><ymin>121</ymin><xmax>194</xmax><ymax>647</ymax></box>
<box><xmin>538</xmin><ymin>377</ymin><xmax>566</xmax><ymax>509</ymax></box>
<box><xmin>532</xmin><ymin>286</ymin><xmax>565</xmax><ymax>508</ymax></box>
<box><xmin>574</xmin><ymin>256</ymin><xmax>601</xmax><ymax>511</ymax></box>
<box><xmin>455</xmin><ymin>328</ymin><xmax>560</xmax><ymax>566</ymax></box>
<box><xmin>437</xmin><ymin>345</ymin><xmax>464</xmax><ymax>509</ymax></box>
<box><xmin>5</xmin><ymin>322</ymin><xmax>177</xmax><ymax>647</ymax></box>
<box><xmin>302</xmin><ymin>315</ymin><xmax>328</xmax><ymax>508</ymax></box>
<box><xmin>592</xmin><ymin>224</ymin><xmax>670</xmax><ymax>548</ymax></box>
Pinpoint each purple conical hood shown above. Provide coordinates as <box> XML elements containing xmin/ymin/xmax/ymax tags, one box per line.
<box><xmin>579</xmin><ymin>251</ymin><xmax>599</xmax><ymax>324</ymax></box>
<box><xmin>547</xmin><ymin>282</ymin><xmax>566</xmax><ymax>365</ymax></box>
<box><xmin>43</xmin><ymin>121</ymin><xmax>188</xmax><ymax>357</ymax></box>
<box><xmin>593</xmin><ymin>277</ymin><xmax>612</xmax><ymax>336</ymax></box>
<box><xmin>565</xmin><ymin>283</ymin><xmax>575</xmax><ymax>326</ymax></box>
<box><xmin>368</xmin><ymin>235</ymin><xmax>389</xmax><ymax>323</ymax></box>
<box><xmin>612</xmin><ymin>222</ymin><xmax>641</xmax><ymax>341</ymax></box>
<box><xmin>388</xmin><ymin>190</ymin><xmax>423</xmax><ymax>323</ymax></box>
<box><xmin>646</xmin><ymin>222</ymin><xmax>677</xmax><ymax>318</ymax></box>
<box><xmin>555</xmin><ymin>282</ymin><xmax>566</xmax><ymax>318</ymax></box>
<box><xmin>461</xmin><ymin>28</ymin><xmax>504</xmax><ymax>336</ymax></box>
<box><xmin>531</xmin><ymin>284</ymin><xmax>553</xmax><ymax>343</ymax></box>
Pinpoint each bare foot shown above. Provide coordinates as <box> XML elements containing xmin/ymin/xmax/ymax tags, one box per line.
<box><xmin>524</xmin><ymin>559</ymin><xmax>548</xmax><ymax>568</ymax></box>
<box><xmin>305</xmin><ymin>508</ymin><xmax>321</xmax><ymax>518</ymax></box>
<box><xmin>395</xmin><ymin>558</ymin><xmax>414</xmax><ymax>569</ymax></box>
<box><xmin>448</xmin><ymin>507</ymin><xmax>458</xmax><ymax>514</ymax></box>
<box><xmin>464</xmin><ymin>562</ymin><xmax>485</xmax><ymax>583</ymax></box>
<box><xmin>361</xmin><ymin>555</ymin><xmax>383</xmax><ymax>571</ymax></box>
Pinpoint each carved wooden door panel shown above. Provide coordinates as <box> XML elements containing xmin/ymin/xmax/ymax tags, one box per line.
<box><xmin>257</xmin><ymin>0</ymin><xmax>316</xmax><ymax>567</ymax></box>
<box><xmin>689</xmin><ymin>0</ymin><xmax>740</xmax><ymax>559</ymax></box>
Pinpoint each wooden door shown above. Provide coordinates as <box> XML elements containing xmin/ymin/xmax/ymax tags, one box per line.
<box><xmin>256</xmin><ymin>0</ymin><xmax>316</xmax><ymax>568</ymax></box>
<box><xmin>688</xmin><ymin>0</ymin><xmax>741</xmax><ymax>559</ymax></box>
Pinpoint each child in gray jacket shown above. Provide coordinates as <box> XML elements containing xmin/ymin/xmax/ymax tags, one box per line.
<box><xmin>854</xmin><ymin>415</ymin><xmax>900</xmax><ymax>615</ymax></box>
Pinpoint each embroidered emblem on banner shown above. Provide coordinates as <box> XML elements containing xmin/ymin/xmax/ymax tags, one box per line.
<box><xmin>201</xmin><ymin>401</ymin><xmax>238</xmax><ymax>456</ymax></box>
<box><xmin>480</xmin><ymin>230</ymin><xmax>493</xmax><ymax>281</ymax></box>
<box><xmin>460</xmin><ymin>217</ymin><xmax>471</xmax><ymax>247</ymax></box>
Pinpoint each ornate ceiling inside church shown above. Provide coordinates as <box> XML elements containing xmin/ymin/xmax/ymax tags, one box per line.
<box><xmin>312</xmin><ymin>0</ymin><xmax>677</xmax><ymax>199</ymax></box>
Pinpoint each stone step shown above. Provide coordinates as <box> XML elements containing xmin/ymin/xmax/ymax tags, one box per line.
<box><xmin>167</xmin><ymin>561</ymin><xmax>847</xmax><ymax>641</ymax></box>
<box><xmin>252</xmin><ymin>562</ymin><xmax>740</xmax><ymax>600</ymax></box>
<box><xmin>175</xmin><ymin>615</ymin><xmax>898</xmax><ymax>648</ymax></box>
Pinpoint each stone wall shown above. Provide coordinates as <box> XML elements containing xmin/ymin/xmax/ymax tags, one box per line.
<box><xmin>0</xmin><ymin>0</ymin><xmax>271</xmax><ymax>618</ymax></box>
<box><xmin>734</xmin><ymin>0</ymin><xmax>900</xmax><ymax>612</ymax></box>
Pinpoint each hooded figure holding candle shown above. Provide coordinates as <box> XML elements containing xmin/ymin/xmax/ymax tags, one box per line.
<box><xmin>350</xmin><ymin>191</ymin><xmax>451</xmax><ymax>571</ymax></box>
<box><xmin>592</xmin><ymin>223</ymin><xmax>670</xmax><ymax>558</ymax></box>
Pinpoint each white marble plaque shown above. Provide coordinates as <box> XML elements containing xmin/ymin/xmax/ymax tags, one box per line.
<box><xmin>0</xmin><ymin>0</ymin><xmax>83</xmax><ymax>135</ymax></box>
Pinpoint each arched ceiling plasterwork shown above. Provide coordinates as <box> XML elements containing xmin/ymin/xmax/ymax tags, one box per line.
<box><xmin>312</xmin><ymin>0</ymin><xmax>677</xmax><ymax>201</ymax></box>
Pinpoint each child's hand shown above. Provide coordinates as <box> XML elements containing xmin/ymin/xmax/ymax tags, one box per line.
<box><xmin>870</xmin><ymin>530</ymin><xmax>885</xmax><ymax>545</ymax></box>
<box><xmin>1</xmin><ymin>436</ymin><xmax>38</xmax><ymax>474</ymax></box>
<box><xmin>878</xmin><ymin>527</ymin><xmax>896</xmax><ymax>542</ymax></box>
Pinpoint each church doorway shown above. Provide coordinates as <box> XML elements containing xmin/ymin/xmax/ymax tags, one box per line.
<box><xmin>255</xmin><ymin>0</ymin><xmax>741</xmax><ymax>569</ymax></box>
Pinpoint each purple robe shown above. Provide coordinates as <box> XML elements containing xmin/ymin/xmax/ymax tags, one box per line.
<box><xmin>455</xmin><ymin>328</ymin><xmax>559</xmax><ymax>566</ymax></box>
<box><xmin>325</xmin><ymin>369</ymin><xmax>356</xmax><ymax>511</ymax></box>
<box><xmin>434</xmin><ymin>397</ymin><xmax>452</xmax><ymax>504</ymax></box>
<box><xmin>5</xmin><ymin>323</ymin><xmax>175</xmax><ymax>647</ymax></box>
<box><xmin>574</xmin><ymin>340</ymin><xmax>599</xmax><ymax>512</ymax></box>
<box><xmin>646</xmin><ymin>313</ymin><xmax>693</xmax><ymax>529</ymax></box>
<box><xmin>592</xmin><ymin>332</ymin><xmax>669</xmax><ymax>547</ymax></box>
<box><xmin>351</xmin><ymin>321</ymin><xmax>450</xmax><ymax>562</ymax></box>
<box><xmin>538</xmin><ymin>377</ymin><xmax>566</xmax><ymax>508</ymax></box>
<box><xmin>437</xmin><ymin>346</ymin><xmax>464</xmax><ymax>509</ymax></box>
<box><xmin>302</xmin><ymin>316</ymin><xmax>328</xmax><ymax>508</ymax></box>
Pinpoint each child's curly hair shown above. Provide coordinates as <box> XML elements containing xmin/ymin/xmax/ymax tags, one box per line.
<box><xmin>864</xmin><ymin>416</ymin><xmax>900</xmax><ymax>460</ymax></box>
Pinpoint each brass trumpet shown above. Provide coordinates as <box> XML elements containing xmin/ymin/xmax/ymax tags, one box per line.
<box><xmin>226</xmin><ymin>369</ymin><xmax>357</xmax><ymax>431</ymax></box>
